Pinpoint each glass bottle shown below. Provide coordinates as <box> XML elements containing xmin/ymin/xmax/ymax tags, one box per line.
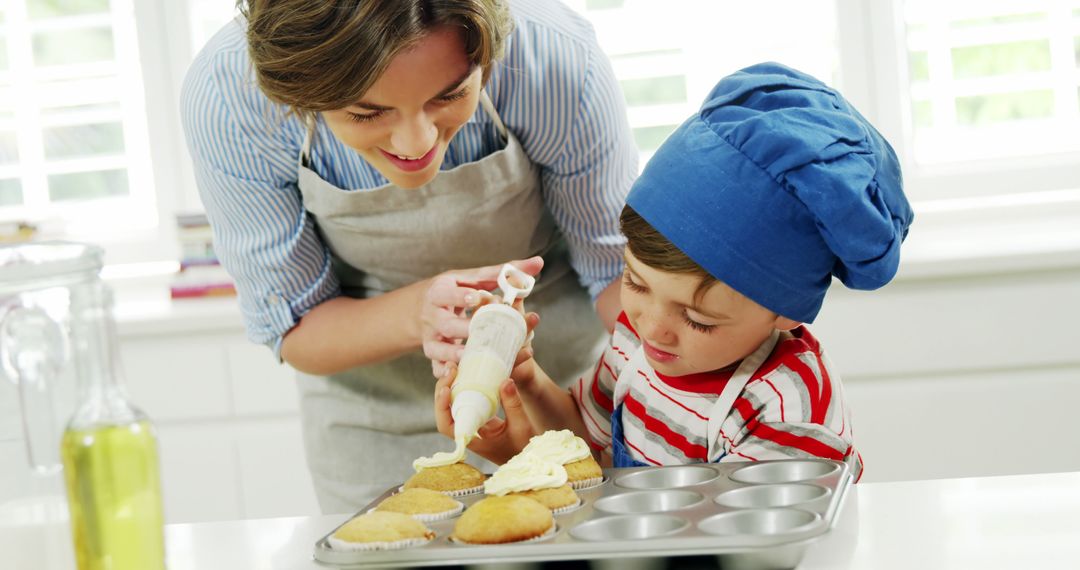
<box><xmin>60</xmin><ymin>276</ymin><xmax>166</xmax><ymax>570</ymax></box>
<box><xmin>2</xmin><ymin>242</ymin><xmax>165</xmax><ymax>569</ymax></box>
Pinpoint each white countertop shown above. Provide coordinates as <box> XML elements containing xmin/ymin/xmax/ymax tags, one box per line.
<box><xmin>147</xmin><ymin>471</ymin><xmax>1080</xmax><ymax>570</ymax></box>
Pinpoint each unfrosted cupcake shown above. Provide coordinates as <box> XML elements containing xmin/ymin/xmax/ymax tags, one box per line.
<box><xmin>510</xmin><ymin>484</ymin><xmax>580</xmax><ymax>512</ymax></box>
<box><xmin>451</xmin><ymin>495</ymin><xmax>555</xmax><ymax>544</ymax></box>
<box><xmin>484</xmin><ymin>454</ymin><xmax>581</xmax><ymax>514</ymax></box>
<box><xmin>328</xmin><ymin>511</ymin><xmax>434</xmax><ymax>551</ymax></box>
<box><xmin>373</xmin><ymin>488</ymin><xmax>464</xmax><ymax>522</ymax></box>
<box><xmin>519</xmin><ymin>430</ymin><xmax>603</xmax><ymax>490</ymax></box>
<box><xmin>403</xmin><ymin>461</ymin><xmax>485</xmax><ymax>496</ymax></box>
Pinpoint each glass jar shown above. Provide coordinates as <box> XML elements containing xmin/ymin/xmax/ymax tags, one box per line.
<box><xmin>0</xmin><ymin>242</ymin><xmax>166</xmax><ymax>570</ymax></box>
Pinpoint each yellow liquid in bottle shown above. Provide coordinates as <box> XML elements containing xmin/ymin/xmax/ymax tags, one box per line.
<box><xmin>61</xmin><ymin>421</ymin><xmax>166</xmax><ymax>570</ymax></box>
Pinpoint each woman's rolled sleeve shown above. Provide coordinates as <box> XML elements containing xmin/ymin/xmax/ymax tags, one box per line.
<box><xmin>181</xmin><ymin>38</ymin><xmax>340</xmax><ymax>359</ymax></box>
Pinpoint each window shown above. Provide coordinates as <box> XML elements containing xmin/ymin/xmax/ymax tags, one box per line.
<box><xmin>901</xmin><ymin>0</ymin><xmax>1080</xmax><ymax>164</ymax></box>
<box><xmin>186</xmin><ymin>0</ymin><xmax>240</xmax><ymax>59</ymax></box>
<box><xmin>851</xmin><ymin>0</ymin><xmax>1080</xmax><ymax>201</ymax></box>
<box><xmin>0</xmin><ymin>0</ymin><xmax>155</xmax><ymax>241</ymax></box>
<box><xmin>3</xmin><ymin>1</ymin><xmax>1076</xmax><ymax>270</ymax></box>
<box><xmin>565</xmin><ymin>0</ymin><xmax>840</xmax><ymax>164</ymax></box>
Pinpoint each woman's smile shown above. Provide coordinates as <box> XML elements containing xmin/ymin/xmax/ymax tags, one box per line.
<box><xmin>379</xmin><ymin>146</ymin><xmax>438</xmax><ymax>173</ymax></box>
<box><xmin>320</xmin><ymin>26</ymin><xmax>482</xmax><ymax>189</ymax></box>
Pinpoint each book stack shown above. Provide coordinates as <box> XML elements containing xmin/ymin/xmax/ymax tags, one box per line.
<box><xmin>170</xmin><ymin>213</ymin><xmax>236</xmax><ymax>299</ymax></box>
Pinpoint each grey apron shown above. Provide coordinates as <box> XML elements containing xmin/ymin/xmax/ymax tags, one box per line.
<box><xmin>295</xmin><ymin>92</ymin><xmax>608</xmax><ymax>513</ymax></box>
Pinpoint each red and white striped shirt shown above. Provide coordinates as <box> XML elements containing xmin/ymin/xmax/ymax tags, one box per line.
<box><xmin>571</xmin><ymin>312</ymin><xmax>863</xmax><ymax>480</ymax></box>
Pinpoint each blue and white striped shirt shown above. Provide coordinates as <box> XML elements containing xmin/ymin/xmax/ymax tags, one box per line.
<box><xmin>180</xmin><ymin>0</ymin><xmax>638</xmax><ymax>354</ymax></box>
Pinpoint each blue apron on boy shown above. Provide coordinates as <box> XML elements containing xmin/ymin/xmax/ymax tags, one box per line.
<box><xmin>609</xmin><ymin>331</ymin><xmax>779</xmax><ymax>468</ymax></box>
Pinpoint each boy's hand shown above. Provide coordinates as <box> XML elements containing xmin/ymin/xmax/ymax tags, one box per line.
<box><xmin>433</xmin><ymin>365</ymin><xmax>539</xmax><ymax>465</ymax></box>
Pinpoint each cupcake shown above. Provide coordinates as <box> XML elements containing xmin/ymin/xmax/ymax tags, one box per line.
<box><xmin>403</xmin><ymin>461</ymin><xmax>485</xmax><ymax>496</ymax></box>
<box><xmin>451</xmin><ymin>495</ymin><xmax>554</xmax><ymax>544</ymax></box>
<box><xmin>327</xmin><ymin>511</ymin><xmax>434</xmax><ymax>551</ymax></box>
<box><xmin>484</xmin><ymin>454</ymin><xmax>581</xmax><ymax>514</ymax></box>
<box><xmin>519</xmin><ymin>430</ymin><xmax>604</xmax><ymax>489</ymax></box>
<box><xmin>510</xmin><ymin>485</ymin><xmax>580</xmax><ymax>512</ymax></box>
<box><xmin>373</xmin><ymin>488</ymin><xmax>464</xmax><ymax>522</ymax></box>
<box><xmin>563</xmin><ymin>456</ymin><xmax>603</xmax><ymax>488</ymax></box>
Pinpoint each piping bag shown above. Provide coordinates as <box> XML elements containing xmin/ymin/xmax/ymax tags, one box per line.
<box><xmin>413</xmin><ymin>264</ymin><xmax>535</xmax><ymax>471</ymax></box>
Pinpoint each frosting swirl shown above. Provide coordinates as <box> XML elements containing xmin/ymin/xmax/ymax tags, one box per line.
<box><xmin>412</xmin><ymin>436</ymin><xmax>467</xmax><ymax>472</ymax></box>
<box><xmin>484</xmin><ymin>454</ymin><xmax>567</xmax><ymax>495</ymax></box>
<box><xmin>520</xmin><ymin>429</ymin><xmax>590</xmax><ymax>465</ymax></box>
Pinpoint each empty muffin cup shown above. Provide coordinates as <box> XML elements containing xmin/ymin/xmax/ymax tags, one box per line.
<box><xmin>614</xmin><ymin>466</ymin><xmax>718</xmax><ymax>489</ymax></box>
<box><xmin>728</xmin><ymin>460</ymin><xmax>840</xmax><ymax>484</ymax></box>
<box><xmin>698</xmin><ymin>508</ymin><xmax>819</xmax><ymax>537</ymax></box>
<box><xmin>714</xmin><ymin>484</ymin><xmax>829</xmax><ymax>509</ymax></box>
<box><xmin>570</xmin><ymin>514</ymin><xmax>689</xmax><ymax>542</ymax></box>
<box><xmin>593</xmin><ymin>490</ymin><xmax>705</xmax><ymax>514</ymax></box>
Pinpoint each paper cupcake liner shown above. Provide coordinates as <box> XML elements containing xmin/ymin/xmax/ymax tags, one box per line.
<box><xmin>551</xmin><ymin>498</ymin><xmax>582</xmax><ymax>516</ymax></box>
<box><xmin>367</xmin><ymin>500</ymin><xmax>465</xmax><ymax>523</ymax></box>
<box><xmin>397</xmin><ymin>484</ymin><xmax>484</xmax><ymax>498</ymax></box>
<box><xmin>327</xmin><ymin>534</ymin><xmax>433</xmax><ymax>552</ymax></box>
<box><xmin>450</xmin><ymin>522</ymin><xmax>558</xmax><ymax>546</ymax></box>
<box><xmin>443</xmin><ymin>484</ymin><xmax>485</xmax><ymax>497</ymax></box>
<box><xmin>569</xmin><ymin>476</ymin><xmax>604</xmax><ymax>491</ymax></box>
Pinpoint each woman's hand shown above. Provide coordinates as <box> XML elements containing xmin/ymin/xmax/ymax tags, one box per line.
<box><xmin>433</xmin><ymin>366</ymin><xmax>539</xmax><ymax>465</ymax></box>
<box><xmin>421</xmin><ymin>256</ymin><xmax>543</xmax><ymax>378</ymax></box>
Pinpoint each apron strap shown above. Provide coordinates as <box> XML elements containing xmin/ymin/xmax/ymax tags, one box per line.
<box><xmin>300</xmin><ymin>114</ymin><xmax>316</xmax><ymax>168</ymax></box>
<box><xmin>478</xmin><ymin>90</ymin><xmax>509</xmax><ymax>142</ymax></box>
<box><xmin>612</xmin><ymin>346</ymin><xmax>648</xmax><ymax>410</ymax></box>
<box><xmin>706</xmin><ymin>329</ymin><xmax>780</xmax><ymax>462</ymax></box>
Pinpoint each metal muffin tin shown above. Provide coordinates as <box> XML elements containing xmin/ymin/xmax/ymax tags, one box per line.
<box><xmin>313</xmin><ymin>458</ymin><xmax>853</xmax><ymax>569</ymax></box>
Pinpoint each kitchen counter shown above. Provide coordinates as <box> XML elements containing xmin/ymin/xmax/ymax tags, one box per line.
<box><xmin>150</xmin><ymin>470</ymin><xmax>1080</xmax><ymax>570</ymax></box>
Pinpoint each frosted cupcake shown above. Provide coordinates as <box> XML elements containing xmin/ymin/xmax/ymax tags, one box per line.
<box><xmin>373</xmin><ymin>488</ymin><xmax>464</xmax><ymax>522</ymax></box>
<box><xmin>484</xmin><ymin>454</ymin><xmax>581</xmax><ymax>514</ymax></box>
<box><xmin>328</xmin><ymin>511</ymin><xmax>434</xmax><ymax>551</ymax></box>
<box><xmin>452</xmin><ymin>495</ymin><xmax>555</xmax><ymax>544</ymax></box>
<box><xmin>519</xmin><ymin>430</ymin><xmax>603</xmax><ymax>490</ymax></box>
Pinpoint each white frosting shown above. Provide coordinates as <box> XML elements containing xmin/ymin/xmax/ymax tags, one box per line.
<box><xmin>520</xmin><ymin>429</ymin><xmax>591</xmax><ymax>465</ymax></box>
<box><xmin>412</xmin><ymin>436</ymin><xmax>467</xmax><ymax>472</ymax></box>
<box><xmin>484</xmin><ymin>454</ymin><xmax>567</xmax><ymax>495</ymax></box>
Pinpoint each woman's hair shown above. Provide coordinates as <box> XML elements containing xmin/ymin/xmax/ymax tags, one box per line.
<box><xmin>620</xmin><ymin>205</ymin><xmax>717</xmax><ymax>302</ymax></box>
<box><xmin>240</xmin><ymin>0</ymin><xmax>512</xmax><ymax>113</ymax></box>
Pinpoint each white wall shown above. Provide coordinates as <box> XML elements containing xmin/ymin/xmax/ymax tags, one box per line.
<box><xmin>813</xmin><ymin>264</ymin><xmax>1080</xmax><ymax>483</ymax></box>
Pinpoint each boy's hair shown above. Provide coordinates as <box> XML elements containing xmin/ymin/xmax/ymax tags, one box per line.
<box><xmin>620</xmin><ymin>205</ymin><xmax>717</xmax><ymax>304</ymax></box>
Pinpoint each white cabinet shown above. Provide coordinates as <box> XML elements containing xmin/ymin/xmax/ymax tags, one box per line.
<box><xmin>115</xmin><ymin>305</ymin><xmax>318</xmax><ymax>524</ymax></box>
<box><xmin>812</xmin><ymin>266</ymin><xmax>1080</xmax><ymax>483</ymax></box>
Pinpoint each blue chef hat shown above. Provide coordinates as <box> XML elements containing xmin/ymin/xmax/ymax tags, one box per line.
<box><xmin>626</xmin><ymin>62</ymin><xmax>913</xmax><ymax>323</ymax></box>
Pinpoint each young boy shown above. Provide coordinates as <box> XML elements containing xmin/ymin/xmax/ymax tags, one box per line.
<box><xmin>433</xmin><ymin>62</ymin><xmax>913</xmax><ymax>480</ymax></box>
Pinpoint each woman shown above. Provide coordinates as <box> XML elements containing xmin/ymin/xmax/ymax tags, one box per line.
<box><xmin>180</xmin><ymin>0</ymin><xmax>636</xmax><ymax>512</ymax></box>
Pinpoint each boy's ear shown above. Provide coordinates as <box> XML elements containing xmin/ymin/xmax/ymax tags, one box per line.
<box><xmin>773</xmin><ymin>315</ymin><xmax>801</xmax><ymax>331</ymax></box>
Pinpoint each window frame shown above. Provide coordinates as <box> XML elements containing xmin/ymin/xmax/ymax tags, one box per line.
<box><xmin>0</xmin><ymin>0</ymin><xmax>174</xmax><ymax>264</ymax></box>
<box><xmin>7</xmin><ymin>0</ymin><xmax>1078</xmax><ymax>270</ymax></box>
<box><xmin>841</xmin><ymin>0</ymin><xmax>1080</xmax><ymax>203</ymax></box>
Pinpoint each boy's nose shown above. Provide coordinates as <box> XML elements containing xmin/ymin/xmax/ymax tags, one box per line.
<box><xmin>390</xmin><ymin>113</ymin><xmax>438</xmax><ymax>157</ymax></box>
<box><xmin>638</xmin><ymin>314</ymin><xmax>676</xmax><ymax>346</ymax></box>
